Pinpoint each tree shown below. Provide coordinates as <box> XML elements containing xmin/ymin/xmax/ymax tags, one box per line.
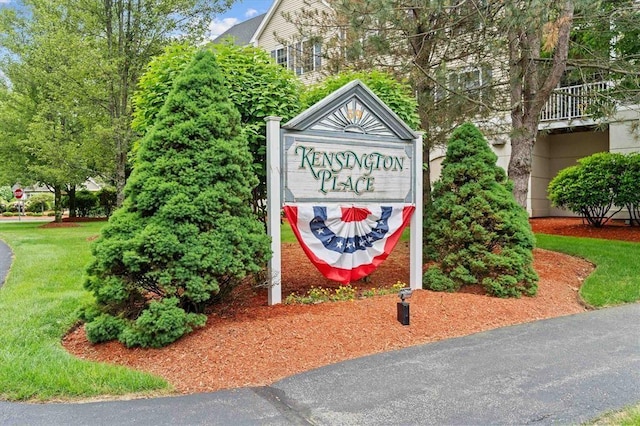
<box><xmin>133</xmin><ymin>41</ymin><xmax>303</xmax><ymax>224</ymax></box>
<box><xmin>287</xmin><ymin>1</ymin><xmax>640</xmax><ymax>211</ymax></box>
<box><xmin>1</xmin><ymin>0</ymin><xmax>233</xmax><ymax>206</ymax></box>
<box><xmin>499</xmin><ymin>1</ymin><xmax>576</xmax><ymax>208</ymax></box>
<box><xmin>301</xmin><ymin>70</ymin><xmax>420</xmax><ymax>130</ymax></box>
<box><xmin>84</xmin><ymin>51</ymin><xmax>271</xmax><ymax>348</ymax></box>
<box><xmin>423</xmin><ymin>123</ymin><xmax>538</xmax><ymax>298</ymax></box>
<box><xmin>0</xmin><ymin>5</ymin><xmax>109</xmax><ymax>221</ymax></box>
<box><xmin>284</xmin><ymin>0</ymin><xmax>504</xmax><ymax>219</ymax></box>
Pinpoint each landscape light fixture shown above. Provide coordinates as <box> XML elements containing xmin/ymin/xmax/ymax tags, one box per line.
<box><xmin>397</xmin><ymin>287</ymin><xmax>412</xmax><ymax>326</ymax></box>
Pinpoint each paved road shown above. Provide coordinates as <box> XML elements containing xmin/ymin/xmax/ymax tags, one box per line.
<box><xmin>0</xmin><ymin>303</ymin><xmax>638</xmax><ymax>425</ymax></box>
<box><xmin>0</xmin><ymin>239</ymin><xmax>12</xmax><ymax>288</ymax></box>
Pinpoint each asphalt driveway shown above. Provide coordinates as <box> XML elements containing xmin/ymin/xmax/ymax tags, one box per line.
<box><xmin>0</xmin><ymin>239</ymin><xmax>12</xmax><ymax>288</ymax></box>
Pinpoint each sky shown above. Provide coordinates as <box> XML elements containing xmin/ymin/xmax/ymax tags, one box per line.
<box><xmin>208</xmin><ymin>0</ymin><xmax>273</xmax><ymax>39</ymax></box>
<box><xmin>0</xmin><ymin>0</ymin><xmax>273</xmax><ymax>40</ymax></box>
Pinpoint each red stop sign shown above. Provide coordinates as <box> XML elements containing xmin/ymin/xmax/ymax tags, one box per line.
<box><xmin>13</xmin><ymin>188</ymin><xmax>24</xmax><ymax>199</ymax></box>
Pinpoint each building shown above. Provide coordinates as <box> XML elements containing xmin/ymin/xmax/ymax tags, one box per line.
<box><xmin>217</xmin><ymin>0</ymin><xmax>640</xmax><ymax>218</ymax></box>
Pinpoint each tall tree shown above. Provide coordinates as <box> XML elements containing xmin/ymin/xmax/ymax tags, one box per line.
<box><xmin>84</xmin><ymin>51</ymin><xmax>270</xmax><ymax>348</ymax></box>
<box><xmin>286</xmin><ymin>0</ymin><xmax>640</xmax><ymax>210</ymax></box>
<box><xmin>499</xmin><ymin>1</ymin><xmax>575</xmax><ymax>207</ymax></box>
<box><xmin>285</xmin><ymin>0</ymin><xmax>504</xmax><ymax>214</ymax></box>
<box><xmin>132</xmin><ymin>41</ymin><xmax>303</xmax><ymax>225</ymax></box>
<box><xmin>0</xmin><ymin>3</ymin><xmax>110</xmax><ymax>220</ymax></box>
<box><xmin>1</xmin><ymin>0</ymin><xmax>232</xmax><ymax>206</ymax></box>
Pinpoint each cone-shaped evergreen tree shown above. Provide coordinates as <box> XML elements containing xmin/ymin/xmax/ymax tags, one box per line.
<box><xmin>424</xmin><ymin>123</ymin><xmax>538</xmax><ymax>297</ymax></box>
<box><xmin>83</xmin><ymin>51</ymin><xmax>271</xmax><ymax>347</ymax></box>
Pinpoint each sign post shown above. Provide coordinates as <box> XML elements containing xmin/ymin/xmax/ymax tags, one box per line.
<box><xmin>13</xmin><ymin>188</ymin><xmax>24</xmax><ymax>222</ymax></box>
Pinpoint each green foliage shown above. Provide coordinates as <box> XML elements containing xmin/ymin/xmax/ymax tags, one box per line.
<box><xmin>0</xmin><ymin>186</ymin><xmax>12</xmax><ymax>202</ymax></box>
<box><xmin>284</xmin><ymin>281</ymin><xmax>406</xmax><ymax>304</ymax></box>
<box><xmin>74</xmin><ymin>189</ymin><xmax>98</xmax><ymax>217</ymax></box>
<box><xmin>85</xmin><ymin>313</ymin><xmax>127</xmax><ymax>343</ymax></box>
<box><xmin>97</xmin><ymin>187</ymin><xmax>117</xmax><ymax>218</ymax></box>
<box><xmin>0</xmin><ymin>223</ymin><xmax>168</xmax><ymax>400</ymax></box>
<box><xmin>25</xmin><ymin>193</ymin><xmax>53</xmax><ymax>213</ymax></box>
<box><xmin>302</xmin><ymin>70</ymin><xmax>420</xmax><ymax>130</ymax></box>
<box><xmin>119</xmin><ymin>298</ymin><xmax>206</xmax><ymax>348</ymax></box>
<box><xmin>616</xmin><ymin>153</ymin><xmax>640</xmax><ymax>226</ymax></box>
<box><xmin>85</xmin><ymin>51</ymin><xmax>271</xmax><ymax>348</ymax></box>
<box><xmin>132</xmin><ymin>41</ymin><xmax>302</xmax><ymax>225</ymax></box>
<box><xmin>547</xmin><ymin>152</ymin><xmax>635</xmax><ymax>227</ymax></box>
<box><xmin>424</xmin><ymin>123</ymin><xmax>538</xmax><ymax>297</ymax></box>
<box><xmin>132</xmin><ymin>42</ymin><xmax>198</xmax><ymax>136</ymax></box>
<box><xmin>422</xmin><ymin>266</ymin><xmax>458</xmax><ymax>292</ymax></box>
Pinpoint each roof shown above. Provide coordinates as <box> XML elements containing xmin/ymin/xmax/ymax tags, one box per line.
<box><xmin>250</xmin><ymin>0</ymin><xmax>281</xmax><ymax>45</ymax></box>
<box><xmin>213</xmin><ymin>13</ymin><xmax>266</xmax><ymax>46</ymax></box>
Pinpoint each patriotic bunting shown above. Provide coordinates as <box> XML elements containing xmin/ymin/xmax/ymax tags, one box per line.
<box><xmin>283</xmin><ymin>204</ymin><xmax>415</xmax><ymax>284</ymax></box>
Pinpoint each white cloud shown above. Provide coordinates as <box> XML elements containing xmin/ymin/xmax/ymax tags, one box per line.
<box><xmin>208</xmin><ymin>17</ymin><xmax>239</xmax><ymax>39</ymax></box>
<box><xmin>245</xmin><ymin>8</ymin><xmax>258</xmax><ymax>18</ymax></box>
<box><xmin>0</xmin><ymin>0</ymin><xmax>13</xmax><ymax>4</ymax></box>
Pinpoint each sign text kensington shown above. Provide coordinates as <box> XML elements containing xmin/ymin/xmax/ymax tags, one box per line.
<box><xmin>294</xmin><ymin>145</ymin><xmax>406</xmax><ymax>195</ymax></box>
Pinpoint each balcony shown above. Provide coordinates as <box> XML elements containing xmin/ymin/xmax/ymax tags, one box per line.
<box><xmin>540</xmin><ymin>81</ymin><xmax>612</xmax><ymax>128</ymax></box>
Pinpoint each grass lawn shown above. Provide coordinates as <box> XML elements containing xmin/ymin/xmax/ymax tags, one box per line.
<box><xmin>0</xmin><ymin>222</ymin><xmax>169</xmax><ymax>401</ymax></box>
<box><xmin>535</xmin><ymin>234</ymin><xmax>640</xmax><ymax>307</ymax></box>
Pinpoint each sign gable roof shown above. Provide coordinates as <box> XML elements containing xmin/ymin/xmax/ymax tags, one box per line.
<box><xmin>283</xmin><ymin>80</ymin><xmax>418</xmax><ymax>140</ymax></box>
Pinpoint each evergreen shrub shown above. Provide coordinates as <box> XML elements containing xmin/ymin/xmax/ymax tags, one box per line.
<box><xmin>84</xmin><ymin>51</ymin><xmax>271</xmax><ymax>347</ymax></box>
<box><xmin>25</xmin><ymin>193</ymin><xmax>53</xmax><ymax>213</ymax></box>
<box><xmin>74</xmin><ymin>189</ymin><xmax>98</xmax><ymax>217</ymax></box>
<box><xmin>423</xmin><ymin>123</ymin><xmax>538</xmax><ymax>297</ymax></box>
<box><xmin>548</xmin><ymin>152</ymin><xmax>626</xmax><ymax>227</ymax></box>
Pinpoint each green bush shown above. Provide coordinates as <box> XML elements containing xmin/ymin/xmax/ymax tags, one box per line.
<box><xmin>548</xmin><ymin>152</ymin><xmax>626</xmax><ymax>227</ymax></box>
<box><xmin>119</xmin><ymin>298</ymin><xmax>206</xmax><ymax>348</ymax></box>
<box><xmin>0</xmin><ymin>186</ymin><xmax>12</xmax><ymax>202</ymax></box>
<box><xmin>96</xmin><ymin>187</ymin><xmax>117</xmax><ymax>218</ymax></box>
<box><xmin>85</xmin><ymin>313</ymin><xmax>126</xmax><ymax>343</ymax></box>
<box><xmin>302</xmin><ymin>70</ymin><xmax>420</xmax><ymax>130</ymax></box>
<box><xmin>423</xmin><ymin>123</ymin><xmax>538</xmax><ymax>298</ymax></box>
<box><xmin>75</xmin><ymin>189</ymin><xmax>99</xmax><ymax>217</ymax></box>
<box><xmin>423</xmin><ymin>266</ymin><xmax>458</xmax><ymax>292</ymax></box>
<box><xmin>25</xmin><ymin>193</ymin><xmax>53</xmax><ymax>213</ymax></box>
<box><xmin>85</xmin><ymin>50</ymin><xmax>271</xmax><ymax>348</ymax></box>
<box><xmin>616</xmin><ymin>153</ymin><xmax>640</xmax><ymax>226</ymax></box>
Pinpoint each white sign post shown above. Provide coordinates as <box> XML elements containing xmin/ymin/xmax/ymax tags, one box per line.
<box><xmin>266</xmin><ymin>80</ymin><xmax>422</xmax><ymax>305</ymax></box>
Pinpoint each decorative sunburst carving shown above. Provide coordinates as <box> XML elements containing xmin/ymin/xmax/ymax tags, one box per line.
<box><xmin>311</xmin><ymin>98</ymin><xmax>394</xmax><ymax>136</ymax></box>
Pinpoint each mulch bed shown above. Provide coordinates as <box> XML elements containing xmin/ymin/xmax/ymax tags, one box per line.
<box><xmin>61</xmin><ymin>217</ymin><xmax>640</xmax><ymax>396</ymax></box>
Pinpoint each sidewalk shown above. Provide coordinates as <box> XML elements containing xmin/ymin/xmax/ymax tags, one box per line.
<box><xmin>0</xmin><ymin>303</ymin><xmax>638</xmax><ymax>425</ymax></box>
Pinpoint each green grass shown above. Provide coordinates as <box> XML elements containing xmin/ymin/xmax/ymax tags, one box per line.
<box><xmin>586</xmin><ymin>402</ymin><xmax>640</xmax><ymax>425</ymax></box>
<box><xmin>0</xmin><ymin>222</ymin><xmax>169</xmax><ymax>401</ymax></box>
<box><xmin>535</xmin><ymin>234</ymin><xmax>640</xmax><ymax>307</ymax></box>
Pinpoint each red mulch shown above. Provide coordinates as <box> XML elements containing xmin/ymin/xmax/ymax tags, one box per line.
<box><xmin>62</xmin><ymin>217</ymin><xmax>639</xmax><ymax>395</ymax></box>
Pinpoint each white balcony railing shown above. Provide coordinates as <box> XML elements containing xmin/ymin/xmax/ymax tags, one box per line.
<box><xmin>540</xmin><ymin>81</ymin><xmax>612</xmax><ymax>122</ymax></box>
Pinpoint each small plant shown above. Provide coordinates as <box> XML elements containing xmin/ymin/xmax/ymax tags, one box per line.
<box><xmin>285</xmin><ymin>281</ymin><xmax>408</xmax><ymax>305</ymax></box>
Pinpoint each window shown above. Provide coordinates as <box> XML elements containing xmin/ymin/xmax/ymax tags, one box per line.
<box><xmin>271</xmin><ymin>47</ymin><xmax>289</xmax><ymax>68</ymax></box>
<box><xmin>271</xmin><ymin>41</ymin><xmax>322</xmax><ymax>76</ymax></box>
<box><xmin>435</xmin><ymin>65</ymin><xmax>492</xmax><ymax>102</ymax></box>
